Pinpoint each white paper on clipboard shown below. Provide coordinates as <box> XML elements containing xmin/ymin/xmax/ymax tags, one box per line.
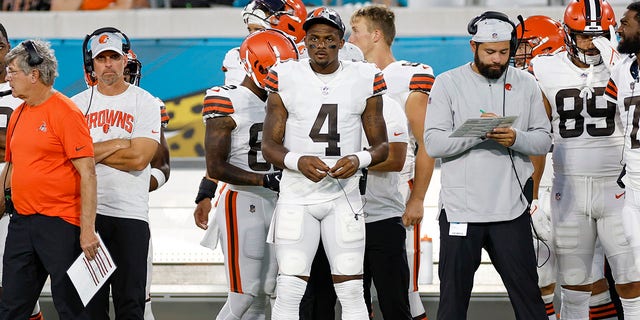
<box><xmin>449</xmin><ymin>116</ymin><xmax>518</xmax><ymax>138</ymax></box>
<box><xmin>67</xmin><ymin>234</ymin><xmax>116</xmax><ymax>306</ymax></box>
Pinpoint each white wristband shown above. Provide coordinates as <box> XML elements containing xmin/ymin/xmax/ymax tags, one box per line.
<box><xmin>284</xmin><ymin>152</ymin><xmax>302</xmax><ymax>171</ymax></box>
<box><xmin>354</xmin><ymin>151</ymin><xmax>372</xmax><ymax>169</ymax></box>
<box><xmin>150</xmin><ymin>168</ymin><xmax>167</xmax><ymax>189</ymax></box>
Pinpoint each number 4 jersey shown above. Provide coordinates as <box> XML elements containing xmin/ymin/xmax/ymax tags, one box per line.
<box><xmin>266</xmin><ymin>58</ymin><xmax>386</xmax><ymax>204</ymax></box>
<box><xmin>531</xmin><ymin>52</ymin><xmax>623</xmax><ymax>176</ymax></box>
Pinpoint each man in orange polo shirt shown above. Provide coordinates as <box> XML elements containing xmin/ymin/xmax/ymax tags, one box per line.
<box><xmin>0</xmin><ymin>39</ymin><xmax>99</xmax><ymax>320</ymax></box>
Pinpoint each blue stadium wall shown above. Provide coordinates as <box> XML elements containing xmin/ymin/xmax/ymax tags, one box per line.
<box><xmin>12</xmin><ymin>36</ymin><xmax>473</xmax><ymax>157</ymax></box>
<box><xmin>13</xmin><ymin>36</ymin><xmax>472</xmax><ymax>100</ymax></box>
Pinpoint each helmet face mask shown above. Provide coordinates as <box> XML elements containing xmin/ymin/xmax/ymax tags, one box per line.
<box><xmin>243</xmin><ymin>0</ymin><xmax>306</xmax><ymax>42</ymax></box>
<box><xmin>514</xmin><ymin>41</ymin><xmax>534</xmax><ymax>69</ymax></box>
<box><xmin>513</xmin><ymin>15</ymin><xmax>565</xmax><ymax>69</ymax></box>
<box><xmin>242</xmin><ymin>1</ymin><xmax>271</xmax><ymax>30</ymax></box>
<box><xmin>254</xmin><ymin>0</ymin><xmax>285</xmax><ymax>14</ymax></box>
<box><xmin>563</xmin><ymin>0</ymin><xmax>616</xmax><ymax>65</ymax></box>
<box><xmin>266</xmin><ymin>0</ymin><xmax>306</xmax><ymax>42</ymax></box>
<box><xmin>124</xmin><ymin>51</ymin><xmax>141</xmax><ymax>86</ymax></box>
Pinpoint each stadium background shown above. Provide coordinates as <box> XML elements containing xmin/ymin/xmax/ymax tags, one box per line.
<box><xmin>0</xmin><ymin>4</ymin><xmax>630</xmax><ymax>318</ymax></box>
<box><xmin>0</xmin><ymin>4</ymin><xmax>593</xmax><ymax>158</ymax></box>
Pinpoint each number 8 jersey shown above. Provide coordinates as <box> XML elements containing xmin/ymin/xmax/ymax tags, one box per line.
<box><xmin>202</xmin><ymin>84</ymin><xmax>276</xmax><ymax>176</ymax></box>
<box><xmin>531</xmin><ymin>52</ymin><xmax>623</xmax><ymax>176</ymax></box>
<box><xmin>266</xmin><ymin>58</ymin><xmax>386</xmax><ymax>204</ymax></box>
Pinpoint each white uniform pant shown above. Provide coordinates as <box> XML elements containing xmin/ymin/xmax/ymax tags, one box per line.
<box><xmin>551</xmin><ymin>175</ymin><xmax>640</xmax><ymax>286</ymax></box>
<box><xmin>621</xmin><ymin>184</ymin><xmax>640</xmax><ymax>274</ymax></box>
<box><xmin>271</xmin><ymin>188</ymin><xmax>365</xmax><ymax>277</ymax></box>
<box><xmin>217</xmin><ymin>188</ymin><xmax>278</xmax><ymax>296</ymax></box>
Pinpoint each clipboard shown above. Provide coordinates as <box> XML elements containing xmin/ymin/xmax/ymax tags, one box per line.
<box><xmin>449</xmin><ymin>116</ymin><xmax>518</xmax><ymax>138</ymax></box>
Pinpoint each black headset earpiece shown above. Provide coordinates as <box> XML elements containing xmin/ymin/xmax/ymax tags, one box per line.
<box><xmin>82</xmin><ymin>27</ymin><xmax>131</xmax><ymax>82</ymax></box>
<box><xmin>467</xmin><ymin>11</ymin><xmax>518</xmax><ymax>58</ymax></box>
<box><xmin>22</xmin><ymin>40</ymin><xmax>44</xmax><ymax>67</ymax></box>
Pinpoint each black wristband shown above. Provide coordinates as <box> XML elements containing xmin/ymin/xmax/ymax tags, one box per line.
<box><xmin>195</xmin><ymin>177</ymin><xmax>217</xmax><ymax>204</ymax></box>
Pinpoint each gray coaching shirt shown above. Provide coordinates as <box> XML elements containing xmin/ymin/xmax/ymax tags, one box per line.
<box><xmin>424</xmin><ymin>63</ymin><xmax>551</xmax><ymax>223</ymax></box>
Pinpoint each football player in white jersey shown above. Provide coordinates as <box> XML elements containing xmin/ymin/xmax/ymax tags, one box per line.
<box><xmin>517</xmin><ymin>15</ymin><xmax>565</xmax><ymax>320</ymax></box>
<box><xmin>360</xmin><ymin>96</ymin><xmax>412</xmax><ymax>319</ymax></box>
<box><xmin>530</xmin><ymin>1</ymin><xmax>640</xmax><ymax>319</ymax></box>
<box><xmin>123</xmin><ymin>50</ymin><xmax>172</xmax><ymax>320</ymax></box>
<box><xmin>222</xmin><ymin>0</ymin><xmax>306</xmax><ymax>86</ymax></box>
<box><xmin>0</xmin><ymin>23</ymin><xmax>43</xmax><ymax>320</ymax></box>
<box><xmin>72</xmin><ymin>27</ymin><xmax>161</xmax><ymax>319</ymax></box>
<box><xmin>262</xmin><ymin>7</ymin><xmax>389</xmax><ymax>319</ymax></box>
<box><xmin>348</xmin><ymin>6</ymin><xmax>434</xmax><ymax>319</ymax></box>
<box><xmin>199</xmin><ymin>29</ymin><xmax>298</xmax><ymax>320</ymax></box>
<box><xmin>604</xmin><ymin>2</ymin><xmax>640</xmax><ymax>317</ymax></box>
<box><xmin>523</xmin><ymin>14</ymin><xmax>623</xmax><ymax>320</ymax></box>
<box><xmin>196</xmin><ymin>0</ymin><xmax>308</xmax><ymax>245</ymax></box>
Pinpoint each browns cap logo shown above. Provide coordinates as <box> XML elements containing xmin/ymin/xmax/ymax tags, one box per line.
<box><xmin>98</xmin><ymin>34</ymin><xmax>110</xmax><ymax>44</ymax></box>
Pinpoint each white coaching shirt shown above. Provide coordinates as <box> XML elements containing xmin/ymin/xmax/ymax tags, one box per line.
<box><xmin>383</xmin><ymin>60</ymin><xmax>435</xmax><ymax>181</ymax></box>
<box><xmin>72</xmin><ymin>85</ymin><xmax>161</xmax><ymax>222</ymax></box>
<box><xmin>363</xmin><ymin>95</ymin><xmax>408</xmax><ymax>223</ymax></box>
<box><xmin>266</xmin><ymin>58</ymin><xmax>386</xmax><ymax>205</ymax></box>
<box><xmin>531</xmin><ymin>52</ymin><xmax>623</xmax><ymax>177</ymax></box>
<box><xmin>202</xmin><ymin>84</ymin><xmax>276</xmax><ymax>193</ymax></box>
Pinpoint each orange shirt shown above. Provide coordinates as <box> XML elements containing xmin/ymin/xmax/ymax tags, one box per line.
<box><xmin>6</xmin><ymin>92</ymin><xmax>94</xmax><ymax>226</ymax></box>
<box><xmin>80</xmin><ymin>0</ymin><xmax>114</xmax><ymax>10</ymax></box>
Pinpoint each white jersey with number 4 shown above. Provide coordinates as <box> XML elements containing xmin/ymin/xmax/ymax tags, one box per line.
<box><xmin>531</xmin><ymin>53</ymin><xmax>623</xmax><ymax>177</ymax></box>
<box><xmin>266</xmin><ymin>58</ymin><xmax>386</xmax><ymax>205</ymax></box>
<box><xmin>202</xmin><ymin>84</ymin><xmax>275</xmax><ymax>179</ymax></box>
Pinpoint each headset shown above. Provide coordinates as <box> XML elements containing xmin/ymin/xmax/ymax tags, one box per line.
<box><xmin>22</xmin><ymin>40</ymin><xmax>43</xmax><ymax>66</ymax></box>
<box><xmin>467</xmin><ymin>11</ymin><xmax>518</xmax><ymax>58</ymax></box>
<box><xmin>82</xmin><ymin>27</ymin><xmax>131</xmax><ymax>85</ymax></box>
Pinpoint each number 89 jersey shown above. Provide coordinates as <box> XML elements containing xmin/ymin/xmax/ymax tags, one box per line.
<box><xmin>266</xmin><ymin>58</ymin><xmax>386</xmax><ymax>204</ymax></box>
<box><xmin>531</xmin><ymin>53</ymin><xmax>623</xmax><ymax>176</ymax></box>
<box><xmin>202</xmin><ymin>84</ymin><xmax>275</xmax><ymax>175</ymax></box>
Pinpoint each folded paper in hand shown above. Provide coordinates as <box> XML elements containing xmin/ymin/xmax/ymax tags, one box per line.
<box><xmin>449</xmin><ymin>116</ymin><xmax>518</xmax><ymax>138</ymax></box>
<box><xmin>67</xmin><ymin>234</ymin><xmax>116</xmax><ymax>306</ymax></box>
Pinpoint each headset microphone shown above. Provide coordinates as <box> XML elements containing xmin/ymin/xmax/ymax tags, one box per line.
<box><xmin>0</xmin><ymin>90</ymin><xmax>11</xmax><ymax>97</ymax></box>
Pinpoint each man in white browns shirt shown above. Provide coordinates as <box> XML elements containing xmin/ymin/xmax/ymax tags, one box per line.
<box><xmin>72</xmin><ymin>27</ymin><xmax>160</xmax><ymax>319</ymax></box>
